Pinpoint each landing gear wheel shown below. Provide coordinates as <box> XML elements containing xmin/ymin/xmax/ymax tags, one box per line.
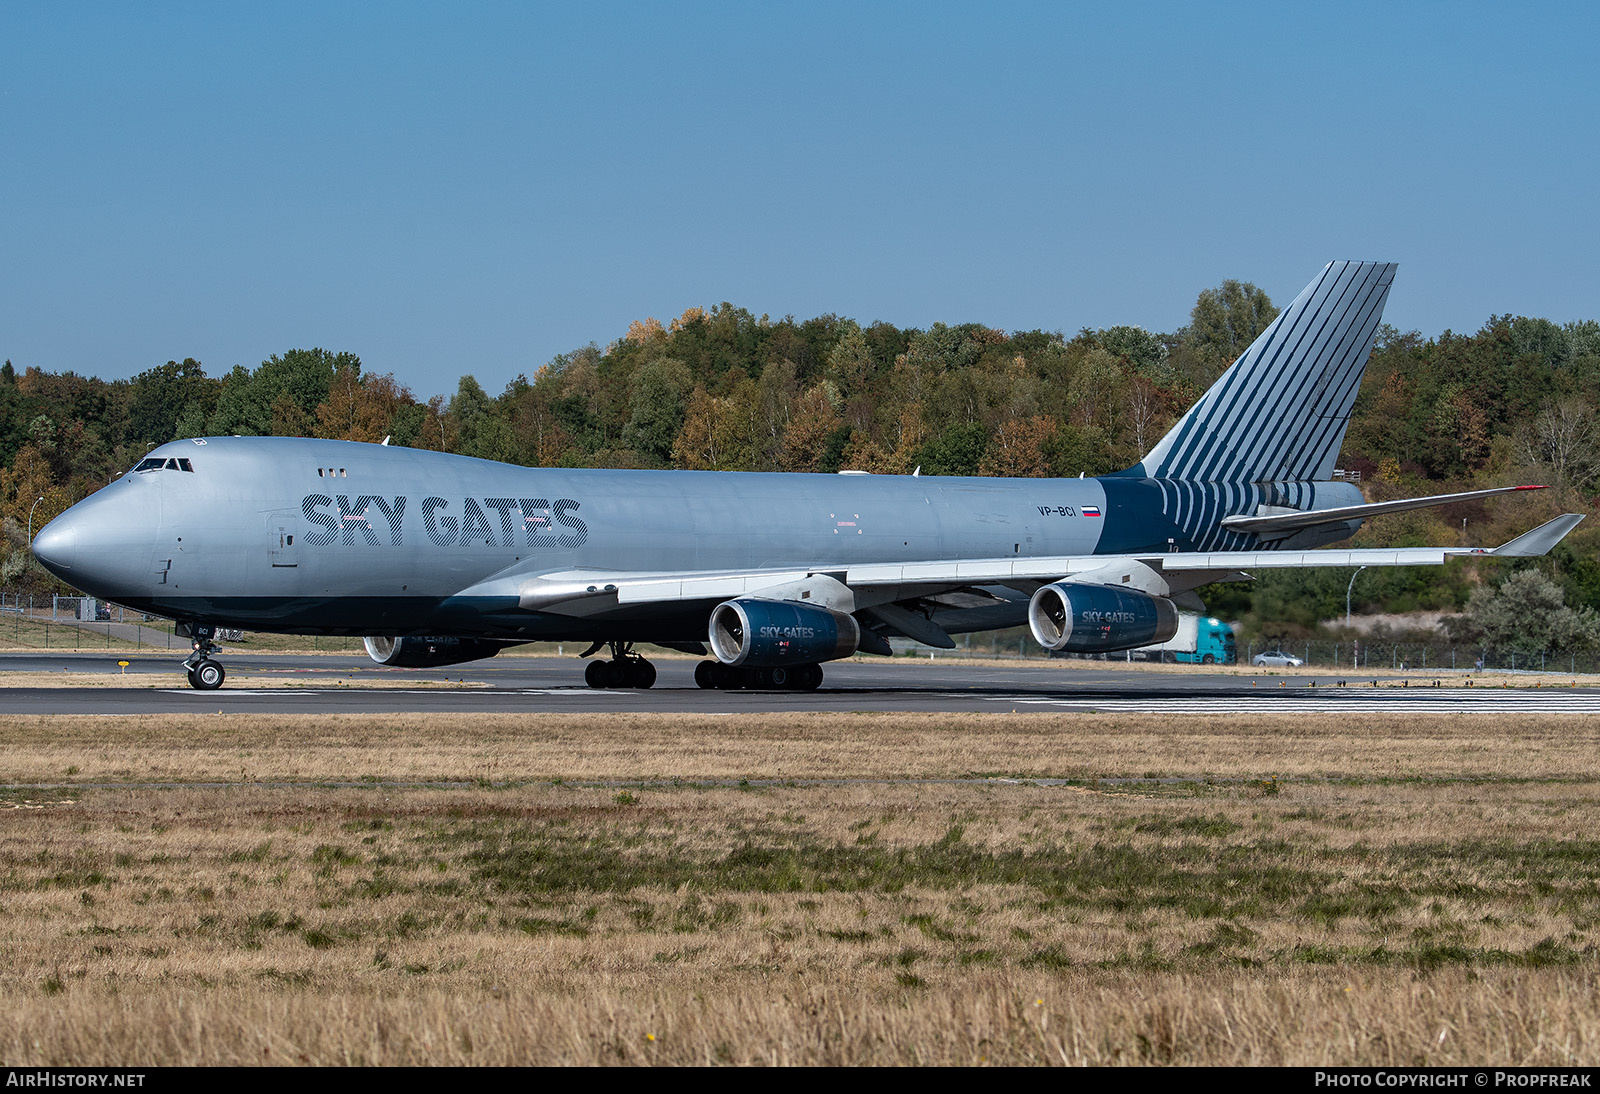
<box><xmin>713</xmin><ymin>662</ymin><xmax>743</xmax><ymax>690</ymax></box>
<box><xmin>182</xmin><ymin>624</ymin><xmax>226</xmax><ymax>690</ymax></box>
<box><xmin>190</xmin><ymin>660</ymin><xmax>225</xmax><ymax>690</ymax></box>
<box><xmin>797</xmin><ymin>663</ymin><xmax>823</xmax><ymax>691</ymax></box>
<box><xmin>768</xmin><ymin>665</ymin><xmax>792</xmax><ymax>689</ymax></box>
<box><xmin>695</xmin><ymin>661</ymin><xmax>717</xmax><ymax>689</ymax></box>
<box><xmin>624</xmin><ymin>658</ymin><xmax>656</xmax><ymax>689</ymax></box>
<box><xmin>583</xmin><ymin>641</ymin><xmax>658</xmax><ymax>689</ymax></box>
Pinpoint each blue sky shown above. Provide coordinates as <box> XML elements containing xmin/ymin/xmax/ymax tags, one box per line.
<box><xmin>3</xmin><ymin>1</ymin><xmax>1597</xmax><ymax>400</ymax></box>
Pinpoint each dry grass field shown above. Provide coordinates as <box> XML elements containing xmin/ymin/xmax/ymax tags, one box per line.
<box><xmin>2</xmin><ymin>710</ymin><xmax>1599</xmax><ymax>1065</ymax></box>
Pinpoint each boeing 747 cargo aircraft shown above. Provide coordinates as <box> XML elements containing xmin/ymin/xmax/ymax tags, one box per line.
<box><xmin>31</xmin><ymin>261</ymin><xmax>1583</xmax><ymax>690</ymax></box>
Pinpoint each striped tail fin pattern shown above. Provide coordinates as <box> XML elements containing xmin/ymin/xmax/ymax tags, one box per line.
<box><xmin>1128</xmin><ymin>260</ymin><xmax>1397</xmax><ymax>484</ymax></box>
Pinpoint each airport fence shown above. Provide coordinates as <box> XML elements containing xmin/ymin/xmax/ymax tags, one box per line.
<box><xmin>908</xmin><ymin>628</ymin><xmax>1600</xmax><ymax>674</ymax></box>
<box><xmin>0</xmin><ymin>591</ymin><xmax>370</xmax><ymax>652</ymax></box>
<box><xmin>1231</xmin><ymin>639</ymin><xmax>1600</xmax><ymax>675</ymax></box>
<box><xmin>1112</xmin><ymin>639</ymin><xmax>1600</xmax><ymax>675</ymax></box>
<box><xmin>0</xmin><ymin>591</ymin><xmax>175</xmax><ymax>650</ymax></box>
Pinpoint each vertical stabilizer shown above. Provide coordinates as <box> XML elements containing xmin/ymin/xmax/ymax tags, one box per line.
<box><xmin>1127</xmin><ymin>260</ymin><xmax>1396</xmax><ymax>483</ymax></box>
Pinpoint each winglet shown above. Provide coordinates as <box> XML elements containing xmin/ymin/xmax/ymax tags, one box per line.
<box><xmin>1489</xmin><ymin>514</ymin><xmax>1585</xmax><ymax>557</ymax></box>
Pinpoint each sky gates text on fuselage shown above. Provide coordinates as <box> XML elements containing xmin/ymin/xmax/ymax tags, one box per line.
<box><xmin>301</xmin><ymin>495</ymin><xmax>589</xmax><ymax>549</ymax></box>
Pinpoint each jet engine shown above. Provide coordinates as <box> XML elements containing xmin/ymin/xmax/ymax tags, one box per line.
<box><xmin>1027</xmin><ymin>583</ymin><xmax>1179</xmax><ymax>653</ymax></box>
<box><xmin>362</xmin><ymin>635</ymin><xmax>508</xmax><ymax>668</ymax></box>
<box><xmin>708</xmin><ymin>598</ymin><xmax>860</xmax><ymax>667</ymax></box>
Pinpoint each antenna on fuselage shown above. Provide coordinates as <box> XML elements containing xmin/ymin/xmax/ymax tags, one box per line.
<box><xmin>381</xmin><ymin>435</ymin><xmax>391</xmax><ymax>446</ymax></box>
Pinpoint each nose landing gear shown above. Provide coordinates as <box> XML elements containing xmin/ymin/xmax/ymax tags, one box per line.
<box><xmin>582</xmin><ymin>641</ymin><xmax>657</xmax><ymax>689</ymax></box>
<box><xmin>182</xmin><ymin>625</ymin><xmax>226</xmax><ymax>690</ymax></box>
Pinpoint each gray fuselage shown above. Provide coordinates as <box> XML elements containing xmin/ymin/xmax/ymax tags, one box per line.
<box><xmin>33</xmin><ymin>436</ymin><xmax>1363</xmax><ymax>642</ymax></box>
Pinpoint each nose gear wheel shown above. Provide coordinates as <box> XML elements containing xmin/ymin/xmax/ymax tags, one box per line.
<box><xmin>181</xmin><ymin>624</ymin><xmax>227</xmax><ymax>690</ymax></box>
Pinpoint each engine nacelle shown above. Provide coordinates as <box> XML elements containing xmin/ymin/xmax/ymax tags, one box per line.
<box><xmin>363</xmin><ymin>635</ymin><xmax>506</xmax><ymax>668</ymax></box>
<box><xmin>1027</xmin><ymin>583</ymin><xmax>1179</xmax><ymax>653</ymax></box>
<box><xmin>708</xmin><ymin>598</ymin><xmax>860</xmax><ymax>667</ymax></box>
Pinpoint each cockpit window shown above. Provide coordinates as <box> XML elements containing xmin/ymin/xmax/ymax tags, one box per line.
<box><xmin>133</xmin><ymin>457</ymin><xmax>197</xmax><ymax>473</ymax></box>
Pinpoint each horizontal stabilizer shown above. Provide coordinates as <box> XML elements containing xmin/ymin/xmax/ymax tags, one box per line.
<box><xmin>1488</xmin><ymin>514</ymin><xmax>1586</xmax><ymax>557</ymax></box>
<box><xmin>1220</xmin><ymin>485</ymin><xmax>1546</xmax><ymax>537</ymax></box>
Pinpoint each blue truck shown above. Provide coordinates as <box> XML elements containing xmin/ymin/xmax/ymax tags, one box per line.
<box><xmin>1135</xmin><ymin>614</ymin><xmax>1237</xmax><ymax>664</ymax></box>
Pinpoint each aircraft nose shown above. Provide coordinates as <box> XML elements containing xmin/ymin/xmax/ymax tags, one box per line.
<box><xmin>31</xmin><ymin>513</ymin><xmax>78</xmax><ymax>575</ymax></box>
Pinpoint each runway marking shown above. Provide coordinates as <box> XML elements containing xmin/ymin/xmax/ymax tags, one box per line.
<box><xmin>986</xmin><ymin>690</ymin><xmax>1600</xmax><ymax>713</ymax></box>
<box><xmin>515</xmin><ymin>688</ymin><xmax>626</xmax><ymax>696</ymax></box>
<box><xmin>159</xmin><ymin>689</ymin><xmax>319</xmax><ymax>696</ymax></box>
<box><xmin>156</xmin><ymin>688</ymin><xmax>493</xmax><ymax>696</ymax></box>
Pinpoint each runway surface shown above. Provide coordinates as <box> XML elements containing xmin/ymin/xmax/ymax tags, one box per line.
<box><xmin>1</xmin><ymin>651</ymin><xmax>1594</xmax><ymax>714</ymax></box>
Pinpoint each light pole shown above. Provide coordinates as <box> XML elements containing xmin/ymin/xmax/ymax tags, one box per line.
<box><xmin>27</xmin><ymin>495</ymin><xmax>45</xmax><ymax>543</ymax></box>
<box><xmin>1346</xmin><ymin>566</ymin><xmax>1368</xmax><ymax>628</ymax></box>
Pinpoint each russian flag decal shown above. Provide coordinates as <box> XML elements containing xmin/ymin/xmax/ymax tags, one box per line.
<box><xmin>1081</xmin><ymin>505</ymin><xmax>1101</xmax><ymax>517</ymax></box>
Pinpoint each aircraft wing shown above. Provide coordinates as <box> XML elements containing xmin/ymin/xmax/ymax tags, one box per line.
<box><xmin>506</xmin><ymin>514</ymin><xmax>1585</xmax><ymax>614</ymax></box>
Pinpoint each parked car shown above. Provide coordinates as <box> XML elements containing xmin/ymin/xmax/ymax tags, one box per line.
<box><xmin>1252</xmin><ymin>650</ymin><xmax>1304</xmax><ymax>668</ymax></box>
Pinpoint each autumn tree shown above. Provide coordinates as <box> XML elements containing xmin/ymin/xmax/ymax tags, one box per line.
<box><xmin>625</xmin><ymin>316</ymin><xmax>666</xmax><ymax>345</ymax></box>
<box><xmin>270</xmin><ymin>391</ymin><xmax>314</xmax><ymax>437</ymax></box>
<box><xmin>838</xmin><ymin>432</ymin><xmax>898</xmax><ymax>474</ymax></box>
<box><xmin>504</xmin><ymin>375</ymin><xmax>574</xmax><ymax>467</ymax></box>
<box><xmin>778</xmin><ymin>383</ymin><xmax>844</xmax><ymax>472</ymax></box>
<box><xmin>0</xmin><ymin>443</ymin><xmax>57</xmax><ymax>527</ymax></box>
<box><xmin>315</xmin><ymin>367</ymin><xmax>413</xmax><ymax>443</ymax></box>
<box><xmin>979</xmin><ymin>415</ymin><xmax>1057</xmax><ymax>477</ymax></box>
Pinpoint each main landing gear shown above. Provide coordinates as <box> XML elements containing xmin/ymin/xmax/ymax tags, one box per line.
<box><xmin>583</xmin><ymin>641</ymin><xmax>657</xmax><ymax>689</ymax></box>
<box><xmin>182</xmin><ymin>626</ymin><xmax>226</xmax><ymax>691</ymax></box>
<box><xmin>694</xmin><ymin>661</ymin><xmax>823</xmax><ymax>691</ymax></box>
